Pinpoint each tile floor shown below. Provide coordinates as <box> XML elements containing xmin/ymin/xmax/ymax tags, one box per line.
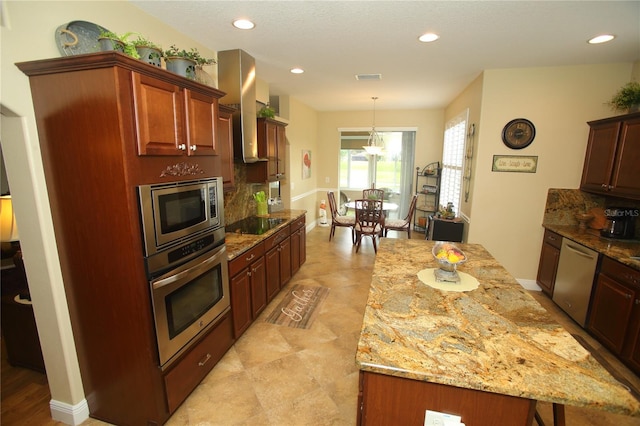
<box><xmin>6</xmin><ymin>225</ymin><xmax>640</xmax><ymax>425</ymax></box>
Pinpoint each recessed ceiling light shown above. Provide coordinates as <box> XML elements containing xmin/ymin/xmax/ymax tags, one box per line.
<box><xmin>233</xmin><ymin>19</ymin><xmax>255</xmax><ymax>30</ymax></box>
<box><xmin>588</xmin><ymin>34</ymin><xmax>615</xmax><ymax>44</ymax></box>
<box><xmin>290</xmin><ymin>68</ymin><xmax>304</xmax><ymax>74</ymax></box>
<box><xmin>418</xmin><ymin>33</ymin><xmax>440</xmax><ymax>43</ymax></box>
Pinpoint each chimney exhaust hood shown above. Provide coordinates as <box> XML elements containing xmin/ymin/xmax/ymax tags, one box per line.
<box><xmin>217</xmin><ymin>49</ymin><xmax>262</xmax><ymax>163</ymax></box>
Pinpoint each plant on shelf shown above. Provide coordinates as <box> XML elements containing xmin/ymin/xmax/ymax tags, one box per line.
<box><xmin>133</xmin><ymin>36</ymin><xmax>162</xmax><ymax>67</ymax></box>
<box><xmin>608</xmin><ymin>81</ymin><xmax>640</xmax><ymax>113</ymax></box>
<box><xmin>163</xmin><ymin>45</ymin><xmax>216</xmax><ymax>65</ymax></box>
<box><xmin>257</xmin><ymin>103</ymin><xmax>276</xmax><ymax>118</ymax></box>
<box><xmin>98</xmin><ymin>29</ymin><xmax>140</xmax><ymax>59</ymax></box>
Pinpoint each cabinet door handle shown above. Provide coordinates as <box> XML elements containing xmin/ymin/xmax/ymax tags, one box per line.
<box><xmin>625</xmin><ymin>293</ymin><xmax>632</xmax><ymax>299</ymax></box>
<box><xmin>601</xmin><ymin>183</ymin><xmax>608</xmax><ymax>188</ymax></box>
<box><xmin>635</xmin><ymin>299</ymin><xmax>640</xmax><ymax>305</ymax></box>
<box><xmin>190</xmin><ymin>145</ymin><xmax>197</xmax><ymax>151</ymax></box>
<box><xmin>198</xmin><ymin>353</ymin><xmax>212</xmax><ymax>367</ymax></box>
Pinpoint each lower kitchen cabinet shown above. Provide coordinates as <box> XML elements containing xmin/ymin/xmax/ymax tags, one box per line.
<box><xmin>265</xmin><ymin>227</ymin><xmax>292</xmax><ymax>300</ymax></box>
<box><xmin>536</xmin><ymin>229</ymin><xmax>562</xmax><ymax>296</ymax></box>
<box><xmin>164</xmin><ymin>312</ymin><xmax>233</xmax><ymax>413</ymax></box>
<box><xmin>229</xmin><ymin>243</ymin><xmax>266</xmax><ymax>338</ymax></box>
<box><xmin>291</xmin><ymin>215</ymin><xmax>307</xmax><ymax>275</ymax></box>
<box><xmin>588</xmin><ymin>257</ymin><xmax>640</xmax><ymax>374</ymax></box>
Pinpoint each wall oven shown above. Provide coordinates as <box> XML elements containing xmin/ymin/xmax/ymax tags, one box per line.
<box><xmin>137</xmin><ymin>177</ymin><xmax>230</xmax><ymax>368</ymax></box>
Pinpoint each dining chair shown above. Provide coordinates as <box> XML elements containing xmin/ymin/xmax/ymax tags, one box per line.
<box><xmin>327</xmin><ymin>191</ymin><xmax>356</xmax><ymax>243</ymax></box>
<box><xmin>354</xmin><ymin>199</ymin><xmax>385</xmax><ymax>253</ymax></box>
<box><xmin>363</xmin><ymin>188</ymin><xmax>384</xmax><ymax>201</ymax></box>
<box><xmin>384</xmin><ymin>194</ymin><xmax>418</xmax><ymax>239</ymax></box>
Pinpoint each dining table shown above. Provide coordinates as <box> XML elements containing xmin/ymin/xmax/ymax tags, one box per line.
<box><xmin>345</xmin><ymin>201</ymin><xmax>398</xmax><ymax>214</ymax></box>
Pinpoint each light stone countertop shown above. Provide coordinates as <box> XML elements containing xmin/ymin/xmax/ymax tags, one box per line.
<box><xmin>224</xmin><ymin>210</ymin><xmax>306</xmax><ymax>260</ymax></box>
<box><xmin>543</xmin><ymin>224</ymin><xmax>640</xmax><ymax>271</ymax></box>
<box><xmin>355</xmin><ymin>238</ymin><xmax>640</xmax><ymax>417</ymax></box>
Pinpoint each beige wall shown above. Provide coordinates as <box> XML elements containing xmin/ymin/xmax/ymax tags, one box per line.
<box><xmin>452</xmin><ymin>64</ymin><xmax>633</xmax><ymax>282</ymax></box>
<box><xmin>1</xmin><ymin>0</ymin><xmax>220</xmax><ymax>414</ymax></box>
<box><xmin>314</xmin><ymin>109</ymin><xmax>445</xmax><ymax>221</ymax></box>
<box><xmin>285</xmin><ymin>97</ymin><xmax>319</xmax><ymax>223</ymax></box>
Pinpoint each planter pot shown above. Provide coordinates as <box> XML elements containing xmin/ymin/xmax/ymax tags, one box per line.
<box><xmin>165</xmin><ymin>57</ymin><xmax>197</xmax><ymax>79</ymax></box>
<box><xmin>98</xmin><ymin>37</ymin><xmax>125</xmax><ymax>53</ymax></box>
<box><xmin>194</xmin><ymin>65</ymin><xmax>217</xmax><ymax>87</ymax></box>
<box><xmin>136</xmin><ymin>46</ymin><xmax>162</xmax><ymax>67</ymax></box>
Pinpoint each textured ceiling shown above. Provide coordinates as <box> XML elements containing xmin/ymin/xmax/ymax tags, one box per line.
<box><xmin>131</xmin><ymin>1</ymin><xmax>640</xmax><ymax>111</ymax></box>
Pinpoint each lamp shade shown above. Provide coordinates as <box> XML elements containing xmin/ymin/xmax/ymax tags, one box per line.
<box><xmin>0</xmin><ymin>195</ymin><xmax>20</xmax><ymax>242</ymax></box>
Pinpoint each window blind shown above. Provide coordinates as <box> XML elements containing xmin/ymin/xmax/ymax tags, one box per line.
<box><xmin>440</xmin><ymin>109</ymin><xmax>468</xmax><ymax>216</ymax></box>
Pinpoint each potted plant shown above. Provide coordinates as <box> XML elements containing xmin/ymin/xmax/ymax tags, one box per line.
<box><xmin>133</xmin><ymin>36</ymin><xmax>162</xmax><ymax>67</ymax></box>
<box><xmin>608</xmin><ymin>81</ymin><xmax>640</xmax><ymax>113</ymax></box>
<box><xmin>163</xmin><ymin>45</ymin><xmax>216</xmax><ymax>79</ymax></box>
<box><xmin>98</xmin><ymin>29</ymin><xmax>140</xmax><ymax>59</ymax></box>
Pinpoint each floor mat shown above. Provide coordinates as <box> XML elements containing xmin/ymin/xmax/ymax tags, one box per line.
<box><xmin>264</xmin><ymin>284</ymin><xmax>329</xmax><ymax>329</ymax></box>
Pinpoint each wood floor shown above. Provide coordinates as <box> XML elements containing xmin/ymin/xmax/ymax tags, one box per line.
<box><xmin>2</xmin><ymin>226</ymin><xmax>639</xmax><ymax>425</ymax></box>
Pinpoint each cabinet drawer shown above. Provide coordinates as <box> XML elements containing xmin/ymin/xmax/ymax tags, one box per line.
<box><xmin>290</xmin><ymin>215</ymin><xmax>306</xmax><ymax>232</ymax></box>
<box><xmin>264</xmin><ymin>227</ymin><xmax>290</xmax><ymax>250</ymax></box>
<box><xmin>164</xmin><ymin>312</ymin><xmax>233</xmax><ymax>413</ymax></box>
<box><xmin>229</xmin><ymin>243</ymin><xmax>265</xmax><ymax>277</ymax></box>
<box><xmin>543</xmin><ymin>229</ymin><xmax>562</xmax><ymax>249</ymax></box>
<box><xmin>601</xmin><ymin>257</ymin><xmax>640</xmax><ymax>289</ymax></box>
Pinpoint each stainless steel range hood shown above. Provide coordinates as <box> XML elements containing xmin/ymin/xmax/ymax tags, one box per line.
<box><xmin>217</xmin><ymin>49</ymin><xmax>261</xmax><ymax>163</ymax></box>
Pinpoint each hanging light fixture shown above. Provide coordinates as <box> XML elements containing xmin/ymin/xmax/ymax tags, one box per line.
<box><xmin>363</xmin><ymin>96</ymin><xmax>384</xmax><ymax>156</ymax></box>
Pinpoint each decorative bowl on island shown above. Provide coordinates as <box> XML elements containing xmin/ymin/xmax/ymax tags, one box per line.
<box><xmin>432</xmin><ymin>242</ymin><xmax>466</xmax><ymax>282</ymax></box>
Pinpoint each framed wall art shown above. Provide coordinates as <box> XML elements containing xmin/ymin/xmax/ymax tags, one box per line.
<box><xmin>302</xmin><ymin>150</ymin><xmax>311</xmax><ymax>179</ymax></box>
<box><xmin>492</xmin><ymin>155</ymin><xmax>538</xmax><ymax>173</ymax></box>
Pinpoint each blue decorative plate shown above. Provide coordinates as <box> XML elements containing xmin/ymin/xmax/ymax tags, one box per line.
<box><xmin>55</xmin><ymin>21</ymin><xmax>108</xmax><ymax>57</ymax></box>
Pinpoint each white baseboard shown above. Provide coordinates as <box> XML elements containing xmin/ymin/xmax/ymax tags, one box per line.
<box><xmin>50</xmin><ymin>398</ymin><xmax>89</xmax><ymax>426</ymax></box>
<box><xmin>518</xmin><ymin>279</ymin><xmax>542</xmax><ymax>291</ymax></box>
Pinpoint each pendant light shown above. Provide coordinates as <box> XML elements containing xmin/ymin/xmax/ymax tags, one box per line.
<box><xmin>363</xmin><ymin>97</ymin><xmax>384</xmax><ymax>156</ymax></box>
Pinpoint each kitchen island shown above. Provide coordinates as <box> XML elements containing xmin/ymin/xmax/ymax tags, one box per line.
<box><xmin>356</xmin><ymin>239</ymin><xmax>640</xmax><ymax>425</ymax></box>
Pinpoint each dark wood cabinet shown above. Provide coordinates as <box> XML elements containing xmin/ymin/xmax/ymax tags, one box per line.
<box><xmin>264</xmin><ymin>226</ymin><xmax>292</xmax><ymax>300</ymax></box>
<box><xmin>580</xmin><ymin>112</ymin><xmax>640</xmax><ymax>200</ymax></box>
<box><xmin>588</xmin><ymin>257</ymin><xmax>640</xmax><ymax>374</ymax></box>
<box><xmin>229</xmin><ymin>243</ymin><xmax>266</xmax><ymax>338</ymax></box>
<box><xmin>17</xmin><ymin>52</ymin><xmax>227</xmax><ymax>425</ymax></box>
<box><xmin>247</xmin><ymin>118</ymin><xmax>287</xmax><ymax>182</ymax></box>
<box><xmin>536</xmin><ymin>229</ymin><xmax>562</xmax><ymax>296</ymax></box>
<box><xmin>218</xmin><ymin>105</ymin><xmax>236</xmax><ymax>190</ymax></box>
<box><xmin>133</xmin><ymin>73</ymin><xmax>219</xmax><ymax>156</ymax></box>
<box><xmin>290</xmin><ymin>216</ymin><xmax>307</xmax><ymax>275</ymax></box>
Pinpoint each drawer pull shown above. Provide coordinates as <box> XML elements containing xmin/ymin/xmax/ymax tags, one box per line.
<box><xmin>246</xmin><ymin>254</ymin><xmax>255</xmax><ymax>262</ymax></box>
<box><xmin>198</xmin><ymin>353</ymin><xmax>212</xmax><ymax>367</ymax></box>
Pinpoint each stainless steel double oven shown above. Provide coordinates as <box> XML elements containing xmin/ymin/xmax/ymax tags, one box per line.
<box><xmin>138</xmin><ymin>177</ymin><xmax>229</xmax><ymax>369</ymax></box>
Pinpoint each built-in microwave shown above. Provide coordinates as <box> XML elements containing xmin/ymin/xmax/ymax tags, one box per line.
<box><xmin>138</xmin><ymin>178</ymin><xmax>225</xmax><ymax>275</ymax></box>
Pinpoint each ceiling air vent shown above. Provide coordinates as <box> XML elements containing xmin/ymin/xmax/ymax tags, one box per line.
<box><xmin>355</xmin><ymin>73</ymin><xmax>382</xmax><ymax>81</ymax></box>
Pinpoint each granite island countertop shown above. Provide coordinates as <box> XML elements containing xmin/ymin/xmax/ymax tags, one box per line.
<box><xmin>224</xmin><ymin>209</ymin><xmax>306</xmax><ymax>260</ymax></box>
<box><xmin>356</xmin><ymin>238</ymin><xmax>640</xmax><ymax>417</ymax></box>
<box><xmin>543</xmin><ymin>224</ymin><xmax>640</xmax><ymax>271</ymax></box>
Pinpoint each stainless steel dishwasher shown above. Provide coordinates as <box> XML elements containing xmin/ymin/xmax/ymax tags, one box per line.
<box><xmin>552</xmin><ymin>238</ymin><xmax>599</xmax><ymax>327</ymax></box>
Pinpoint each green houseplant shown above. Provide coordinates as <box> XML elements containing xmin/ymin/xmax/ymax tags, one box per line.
<box><xmin>98</xmin><ymin>29</ymin><xmax>140</xmax><ymax>59</ymax></box>
<box><xmin>608</xmin><ymin>81</ymin><xmax>640</xmax><ymax>113</ymax></box>
<box><xmin>133</xmin><ymin>36</ymin><xmax>162</xmax><ymax>67</ymax></box>
<box><xmin>163</xmin><ymin>45</ymin><xmax>216</xmax><ymax>80</ymax></box>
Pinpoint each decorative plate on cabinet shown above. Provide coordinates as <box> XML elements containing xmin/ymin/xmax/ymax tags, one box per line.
<box><xmin>55</xmin><ymin>21</ymin><xmax>108</xmax><ymax>57</ymax></box>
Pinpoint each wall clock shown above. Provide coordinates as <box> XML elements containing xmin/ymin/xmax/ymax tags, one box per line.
<box><xmin>501</xmin><ymin>118</ymin><xmax>536</xmax><ymax>149</ymax></box>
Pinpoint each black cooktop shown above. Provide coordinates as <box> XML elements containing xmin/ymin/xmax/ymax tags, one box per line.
<box><xmin>226</xmin><ymin>216</ymin><xmax>286</xmax><ymax>235</ymax></box>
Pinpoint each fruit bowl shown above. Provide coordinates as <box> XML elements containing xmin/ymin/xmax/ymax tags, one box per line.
<box><xmin>432</xmin><ymin>243</ymin><xmax>466</xmax><ymax>282</ymax></box>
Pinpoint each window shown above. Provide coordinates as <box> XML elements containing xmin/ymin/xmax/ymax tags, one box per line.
<box><xmin>440</xmin><ymin>110</ymin><xmax>468</xmax><ymax>216</ymax></box>
<box><xmin>339</xmin><ymin>130</ymin><xmax>415</xmax><ymax>219</ymax></box>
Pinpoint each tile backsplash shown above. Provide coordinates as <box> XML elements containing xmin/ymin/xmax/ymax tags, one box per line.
<box><xmin>223</xmin><ymin>162</ymin><xmax>268</xmax><ymax>226</ymax></box>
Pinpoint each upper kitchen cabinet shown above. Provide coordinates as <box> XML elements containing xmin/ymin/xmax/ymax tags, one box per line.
<box><xmin>133</xmin><ymin>71</ymin><xmax>220</xmax><ymax>156</ymax></box>
<box><xmin>580</xmin><ymin>112</ymin><xmax>640</xmax><ymax>201</ymax></box>
<box><xmin>246</xmin><ymin>117</ymin><xmax>288</xmax><ymax>182</ymax></box>
<box><xmin>217</xmin><ymin>105</ymin><xmax>236</xmax><ymax>190</ymax></box>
